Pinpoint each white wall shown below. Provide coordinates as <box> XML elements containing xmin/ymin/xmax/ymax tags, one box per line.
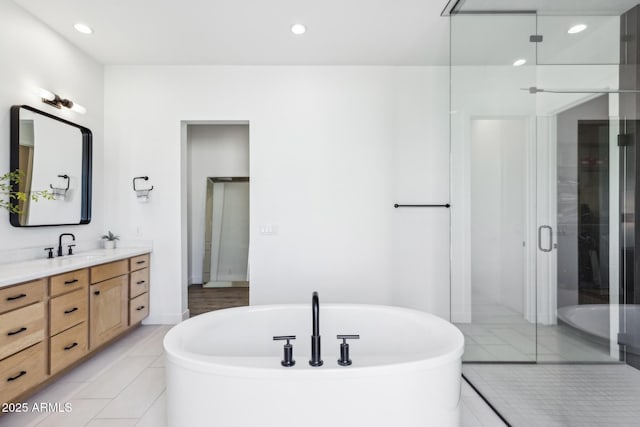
<box><xmin>186</xmin><ymin>125</ymin><xmax>249</xmax><ymax>284</ymax></box>
<box><xmin>390</xmin><ymin>67</ymin><xmax>451</xmax><ymax>319</ymax></box>
<box><xmin>470</xmin><ymin>119</ymin><xmax>526</xmax><ymax>314</ymax></box>
<box><xmin>104</xmin><ymin>66</ymin><xmax>451</xmax><ymax>323</ymax></box>
<box><xmin>0</xmin><ymin>1</ymin><xmax>104</xmax><ymax>252</ymax></box>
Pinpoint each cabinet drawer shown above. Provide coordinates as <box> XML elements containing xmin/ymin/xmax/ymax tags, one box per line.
<box><xmin>0</xmin><ymin>342</ymin><xmax>46</xmax><ymax>404</ymax></box>
<box><xmin>129</xmin><ymin>292</ymin><xmax>149</xmax><ymax>326</ymax></box>
<box><xmin>50</xmin><ymin>269</ymin><xmax>88</xmax><ymax>297</ymax></box>
<box><xmin>0</xmin><ymin>303</ymin><xmax>45</xmax><ymax>360</ymax></box>
<box><xmin>50</xmin><ymin>289</ymin><xmax>87</xmax><ymax>336</ymax></box>
<box><xmin>50</xmin><ymin>322</ymin><xmax>88</xmax><ymax>375</ymax></box>
<box><xmin>130</xmin><ymin>254</ymin><xmax>150</xmax><ymax>271</ymax></box>
<box><xmin>0</xmin><ymin>279</ymin><xmax>46</xmax><ymax>314</ymax></box>
<box><xmin>130</xmin><ymin>268</ymin><xmax>149</xmax><ymax>298</ymax></box>
<box><xmin>91</xmin><ymin>260</ymin><xmax>128</xmax><ymax>284</ymax></box>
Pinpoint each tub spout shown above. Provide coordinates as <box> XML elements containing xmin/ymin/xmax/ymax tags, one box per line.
<box><xmin>309</xmin><ymin>291</ymin><xmax>323</xmax><ymax>366</ymax></box>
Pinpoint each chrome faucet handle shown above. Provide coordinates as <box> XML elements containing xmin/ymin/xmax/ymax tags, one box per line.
<box><xmin>337</xmin><ymin>334</ymin><xmax>360</xmax><ymax>366</ymax></box>
<box><xmin>273</xmin><ymin>336</ymin><xmax>296</xmax><ymax>367</ymax></box>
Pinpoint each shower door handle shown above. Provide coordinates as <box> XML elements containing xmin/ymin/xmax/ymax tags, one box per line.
<box><xmin>538</xmin><ymin>225</ymin><xmax>553</xmax><ymax>252</ymax></box>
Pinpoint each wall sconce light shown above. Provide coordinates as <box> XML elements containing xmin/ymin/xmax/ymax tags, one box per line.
<box><xmin>38</xmin><ymin>88</ymin><xmax>86</xmax><ymax>114</ymax></box>
<box><xmin>133</xmin><ymin>176</ymin><xmax>154</xmax><ymax>203</ymax></box>
<box><xmin>50</xmin><ymin>174</ymin><xmax>70</xmax><ymax>200</ymax></box>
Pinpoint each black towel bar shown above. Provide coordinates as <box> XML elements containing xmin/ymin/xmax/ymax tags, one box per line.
<box><xmin>393</xmin><ymin>204</ymin><xmax>450</xmax><ymax>208</ymax></box>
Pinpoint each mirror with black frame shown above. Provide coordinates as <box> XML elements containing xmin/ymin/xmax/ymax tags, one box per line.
<box><xmin>10</xmin><ymin>105</ymin><xmax>92</xmax><ymax>227</ymax></box>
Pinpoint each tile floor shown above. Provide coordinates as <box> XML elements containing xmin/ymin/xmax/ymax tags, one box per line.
<box><xmin>0</xmin><ymin>325</ymin><xmax>505</xmax><ymax>427</ymax></box>
<box><xmin>457</xmin><ymin>298</ymin><xmax>617</xmax><ymax>363</ymax></box>
<box><xmin>464</xmin><ymin>363</ymin><xmax>640</xmax><ymax>426</ymax></box>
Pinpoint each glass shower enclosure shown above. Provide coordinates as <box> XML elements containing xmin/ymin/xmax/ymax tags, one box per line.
<box><xmin>449</xmin><ymin>0</ymin><xmax>640</xmax><ymax>366</ymax></box>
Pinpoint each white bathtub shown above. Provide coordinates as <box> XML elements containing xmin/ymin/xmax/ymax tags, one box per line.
<box><xmin>164</xmin><ymin>304</ymin><xmax>464</xmax><ymax>427</ymax></box>
<box><xmin>557</xmin><ymin>304</ymin><xmax>640</xmax><ymax>346</ymax></box>
<box><xmin>557</xmin><ymin>304</ymin><xmax>611</xmax><ymax>340</ymax></box>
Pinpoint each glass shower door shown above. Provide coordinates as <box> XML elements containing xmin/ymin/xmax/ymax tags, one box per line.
<box><xmin>534</xmin><ymin>12</ymin><xmax>625</xmax><ymax>363</ymax></box>
<box><xmin>451</xmin><ymin>13</ymin><xmax>538</xmax><ymax>362</ymax></box>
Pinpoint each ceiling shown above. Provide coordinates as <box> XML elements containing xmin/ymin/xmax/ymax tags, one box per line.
<box><xmin>12</xmin><ymin>0</ymin><xmax>451</xmax><ymax>66</ymax></box>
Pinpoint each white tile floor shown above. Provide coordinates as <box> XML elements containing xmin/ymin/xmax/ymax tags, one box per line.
<box><xmin>0</xmin><ymin>325</ymin><xmax>504</xmax><ymax>427</ymax></box>
<box><xmin>464</xmin><ymin>363</ymin><xmax>640</xmax><ymax>426</ymax></box>
<box><xmin>457</xmin><ymin>298</ymin><xmax>617</xmax><ymax>363</ymax></box>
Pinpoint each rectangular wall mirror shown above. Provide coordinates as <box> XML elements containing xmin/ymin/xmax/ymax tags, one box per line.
<box><xmin>10</xmin><ymin>105</ymin><xmax>92</xmax><ymax>227</ymax></box>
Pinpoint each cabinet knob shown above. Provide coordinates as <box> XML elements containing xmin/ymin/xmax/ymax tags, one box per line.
<box><xmin>94</xmin><ymin>290</ymin><xmax>100</xmax><ymax>295</ymax></box>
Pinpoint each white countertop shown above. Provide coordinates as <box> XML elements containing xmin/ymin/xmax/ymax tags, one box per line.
<box><xmin>0</xmin><ymin>246</ymin><xmax>152</xmax><ymax>288</ymax></box>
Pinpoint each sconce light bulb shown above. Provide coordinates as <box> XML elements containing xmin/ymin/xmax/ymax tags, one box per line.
<box><xmin>70</xmin><ymin>103</ymin><xmax>87</xmax><ymax>114</ymax></box>
<box><xmin>38</xmin><ymin>88</ymin><xmax>56</xmax><ymax>101</ymax></box>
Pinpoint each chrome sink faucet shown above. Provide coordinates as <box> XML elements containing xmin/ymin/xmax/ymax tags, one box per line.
<box><xmin>309</xmin><ymin>291</ymin><xmax>323</xmax><ymax>366</ymax></box>
<box><xmin>57</xmin><ymin>233</ymin><xmax>75</xmax><ymax>256</ymax></box>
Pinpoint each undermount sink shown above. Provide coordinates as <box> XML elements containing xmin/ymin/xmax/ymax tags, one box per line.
<box><xmin>56</xmin><ymin>254</ymin><xmax>107</xmax><ymax>262</ymax></box>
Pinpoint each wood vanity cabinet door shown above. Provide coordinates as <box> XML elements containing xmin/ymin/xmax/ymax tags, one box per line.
<box><xmin>89</xmin><ymin>275</ymin><xmax>128</xmax><ymax>350</ymax></box>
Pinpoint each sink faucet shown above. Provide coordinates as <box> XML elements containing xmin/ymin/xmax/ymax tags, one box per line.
<box><xmin>57</xmin><ymin>233</ymin><xmax>75</xmax><ymax>257</ymax></box>
<box><xmin>309</xmin><ymin>291</ymin><xmax>323</xmax><ymax>366</ymax></box>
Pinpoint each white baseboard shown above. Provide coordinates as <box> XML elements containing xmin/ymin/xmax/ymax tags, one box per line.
<box><xmin>451</xmin><ymin>311</ymin><xmax>471</xmax><ymax>323</ymax></box>
<box><xmin>143</xmin><ymin>312</ymin><xmax>186</xmax><ymax>325</ymax></box>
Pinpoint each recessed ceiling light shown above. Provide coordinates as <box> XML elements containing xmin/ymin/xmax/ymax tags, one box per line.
<box><xmin>568</xmin><ymin>24</ymin><xmax>587</xmax><ymax>34</ymax></box>
<box><xmin>74</xmin><ymin>23</ymin><xmax>93</xmax><ymax>35</ymax></box>
<box><xmin>291</xmin><ymin>24</ymin><xmax>306</xmax><ymax>35</ymax></box>
<box><xmin>513</xmin><ymin>59</ymin><xmax>527</xmax><ymax>67</ymax></box>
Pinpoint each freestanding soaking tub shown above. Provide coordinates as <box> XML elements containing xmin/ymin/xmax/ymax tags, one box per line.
<box><xmin>164</xmin><ymin>304</ymin><xmax>464</xmax><ymax>427</ymax></box>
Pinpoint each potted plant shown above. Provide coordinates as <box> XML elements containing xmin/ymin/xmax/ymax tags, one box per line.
<box><xmin>101</xmin><ymin>231</ymin><xmax>119</xmax><ymax>249</ymax></box>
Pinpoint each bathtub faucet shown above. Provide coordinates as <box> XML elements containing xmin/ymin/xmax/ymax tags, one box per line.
<box><xmin>309</xmin><ymin>291</ymin><xmax>323</xmax><ymax>366</ymax></box>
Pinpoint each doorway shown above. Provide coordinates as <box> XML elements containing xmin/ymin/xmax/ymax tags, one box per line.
<box><xmin>185</xmin><ymin>123</ymin><xmax>250</xmax><ymax>316</ymax></box>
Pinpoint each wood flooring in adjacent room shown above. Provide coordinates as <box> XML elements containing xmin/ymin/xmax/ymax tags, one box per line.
<box><xmin>188</xmin><ymin>284</ymin><xmax>249</xmax><ymax>317</ymax></box>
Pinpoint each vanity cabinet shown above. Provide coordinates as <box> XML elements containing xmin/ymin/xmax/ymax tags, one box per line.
<box><xmin>90</xmin><ymin>275</ymin><xmax>128</xmax><ymax>349</ymax></box>
<box><xmin>0</xmin><ymin>252</ymin><xmax>150</xmax><ymax>405</ymax></box>
<box><xmin>129</xmin><ymin>254</ymin><xmax>150</xmax><ymax>326</ymax></box>
<box><xmin>0</xmin><ymin>279</ymin><xmax>47</xmax><ymax>406</ymax></box>
<box><xmin>49</xmin><ymin>269</ymin><xmax>89</xmax><ymax>375</ymax></box>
